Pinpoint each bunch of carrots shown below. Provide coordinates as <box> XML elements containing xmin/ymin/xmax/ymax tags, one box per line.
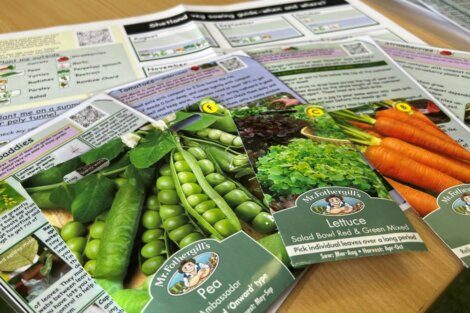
<box><xmin>331</xmin><ymin>105</ymin><xmax>470</xmax><ymax>216</ymax></box>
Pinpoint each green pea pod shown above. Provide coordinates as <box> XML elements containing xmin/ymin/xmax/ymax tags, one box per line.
<box><xmin>257</xmin><ymin>233</ymin><xmax>290</xmax><ymax>267</ymax></box>
<box><xmin>203</xmin><ymin>145</ymin><xmax>276</xmax><ymax>234</ymax></box>
<box><xmin>211</xmin><ymin>112</ymin><xmax>238</xmax><ymax>133</ymax></box>
<box><xmin>181</xmin><ymin>135</ymin><xmax>239</xmax><ymax>154</ymax></box>
<box><xmin>204</xmin><ymin>147</ymin><xmax>267</xmax><ymax>211</ymax></box>
<box><xmin>179</xmin><ymin>149</ymin><xmax>241</xmax><ymax>232</ymax></box>
<box><xmin>202</xmin><ymin>145</ymin><xmax>235</xmax><ymax>172</ymax></box>
<box><xmin>202</xmin><ymin>145</ymin><xmax>249</xmax><ymax>174</ymax></box>
<box><xmin>194</xmin><ymin>128</ymin><xmax>243</xmax><ymax>148</ymax></box>
<box><xmin>158</xmin><ymin>161</ymin><xmax>207</xmax><ymax>247</ymax></box>
<box><xmin>234</xmin><ymin>167</ymin><xmax>255</xmax><ymax>179</ymax></box>
<box><xmin>94</xmin><ymin>278</ymin><xmax>123</xmax><ymax>295</ymax></box>
<box><xmin>71</xmin><ymin>216</ymin><xmax>105</xmax><ymax>274</ymax></box>
<box><xmin>95</xmin><ymin>183</ymin><xmax>145</xmax><ymax>281</ymax></box>
<box><xmin>226</xmin><ymin>179</ymin><xmax>266</xmax><ymax>211</ymax></box>
<box><xmin>140</xmin><ymin>193</ymin><xmax>171</xmax><ymax>276</ymax></box>
<box><xmin>111</xmin><ymin>289</ymin><xmax>150</xmax><ymax>313</ymax></box>
<box><xmin>170</xmin><ymin>153</ymin><xmax>224</xmax><ymax>240</ymax></box>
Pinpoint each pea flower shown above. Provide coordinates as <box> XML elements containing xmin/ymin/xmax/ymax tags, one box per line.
<box><xmin>152</xmin><ymin>120</ymin><xmax>168</xmax><ymax>131</ymax></box>
<box><xmin>121</xmin><ymin>133</ymin><xmax>141</xmax><ymax>148</ymax></box>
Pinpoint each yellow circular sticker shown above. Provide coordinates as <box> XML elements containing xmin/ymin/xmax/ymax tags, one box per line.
<box><xmin>394</xmin><ymin>102</ymin><xmax>412</xmax><ymax>113</ymax></box>
<box><xmin>201</xmin><ymin>100</ymin><xmax>219</xmax><ymax>114</ymax></box>
<box><xmin>306</xmin><ymin>106</ymin><xmax>324</xmax><ymax>117</ymax></box>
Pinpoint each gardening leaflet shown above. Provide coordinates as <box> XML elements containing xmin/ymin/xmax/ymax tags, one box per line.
<box><xmin>378</xmin><ymin>40</ymin><xmax>470</xmax><ymax>126</ymax></box>
<box><xmin>0</xmin><ymin>0</ymin><xmax>425</xmax><ymax>144</ymax></box>
<box><xmin>1</xmin><ymin>50</ymin><xmax>313</xmax><ymax>313</ymax></box>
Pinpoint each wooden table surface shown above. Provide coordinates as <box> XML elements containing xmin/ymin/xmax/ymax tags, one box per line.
<box><xmin>0</xmin><ymin>1</ymin><xmax>467</xmax><ymax>312</ymax></box>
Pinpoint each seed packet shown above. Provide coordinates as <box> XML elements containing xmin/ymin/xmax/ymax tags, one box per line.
<box><xmin>330</xmin><ymin>99</ymin><xmax>470</xmax><ymax>266</ymax></box>
<box><xmin>228</xmin><ymin>96</ymin><xmax>427</xmax><ymax>267</ymax></box>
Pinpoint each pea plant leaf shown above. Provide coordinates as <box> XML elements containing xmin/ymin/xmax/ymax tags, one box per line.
<box><xmin>172</xmin><ymin>111</ymin><xmax>220</xmax><ymax>131</ymax></box>
<box><xmin>101</xmin><ymin>153</ymin><xmax>130</xmax><ymax>174</ymax></box>
<box><xmin>24</xmin><ymin>157</ymin><xmax>82</xmax><ymax>187</ymax></box>
<box><xmin>124</xmin><ymin>165</ymin><xmax>156</xmax><ymax>190</ymax></box>
<box><xmin>130</xmin><ymin>130</ymin><xmax>175</xmax><ymax>169</ymax></box>
<box><xmin>49</xmin><ymin>184</ymin><xmax>76</xmax><ymax>209</ymax></box>
<box><xmin>211</xmin><ymin>114</ymin><xmax>238</xmax><ymax>132</ymax></box>
<box><xmin>70</xmin><ymin>174</ymin><xmax>116</xmax><ymax>223</ymax></box>
<box><xmin>80</xmin><ymin>138</ymin><xmax>125</xmax><ymax>164</ymax></box>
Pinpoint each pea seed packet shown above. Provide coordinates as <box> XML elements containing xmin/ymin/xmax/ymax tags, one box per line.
<box><xmin>329</xmin><ymin>99</ymin><xmax>470</xmax><ymax>267</ymax></box>
<box><xmin>0</xmin><ymin>95</ymin><xmax>298</xmax><ymax>313</ymax></box>
<box><xmin>227</xmin><ymin>97</ymin><xmax>427</xmax><ymax>268</ymax></box>
<box><xmin>128</xmin><ymin>99</ymin><xmax>300</xmax><ymax>312</ymax></box>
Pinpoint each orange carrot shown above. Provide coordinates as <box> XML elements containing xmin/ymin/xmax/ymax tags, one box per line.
<box><xmin>376</xmin><ymin>109</ymin><xmax>456</xmax><ymax>145</ymax></box>
<box><xmin>386</xmin><ymin>178</ymin><xmax>438</xmax><ymax>216</ymax></box>
<box><xmin>380</xmin><ymin>138</ymin><xmax>470</xmax><ymax>182</ymax></box>
<box><xmin>374</xmin><ymin>117</ymin><xmax>470</xmax><ymax>161</ymax></box>
<box><xmin>412</xmin><ymin>110</ymin><xmax>440</xmax><ymax>128</ymax></box>
<box><xmin>348</xmin><ymin>120</ymin><xmax>373</xmax><ymax>130</ymax></box>
<box><xmin>366</xmin><ymin>130</ymin><xmax>383</xmax><ymax>138</ymax></box>
<box><xmin>365</xmin><ymin>145</ymin><xmax>463</xmax><ymax>193</ymax></box>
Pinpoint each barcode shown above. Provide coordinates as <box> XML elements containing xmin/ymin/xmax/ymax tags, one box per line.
<box><xmin>69</xmin><ymin>105</ymin><xmax>106</xmax><ymax>128</ymax></box>
<box><xmin>76</xmin><ymin>29</ymin><xmax>113</xmax><ymax>47</ymax></box>
<box><xmin>341</xmin><ymin>43</ymin><xmax>370</xmax><ymax>56</ymax></box>
<box><xmin>217</xmin><ymin>57</ymin><xmax>247</xmax><ymax>72</ymax></box>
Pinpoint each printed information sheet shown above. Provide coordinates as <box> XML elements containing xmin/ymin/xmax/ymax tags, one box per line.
<box><xmin>107</xmin><ymin>53</ymin><xmax>305</xmax><ymax>119</ymax></box>
<box><xmin>1</xmin><ymin>1</ymin><xmax>470</xmax><ymax>308</ymax></box>
<box><xmin>0</xmin><ymin>25</ymin><xmax>144</xmax><ymax>144</ymax></box>
<box><xmin>1</xmin><ymin>52</ymin><xmax>331</xmax><ymax>311</ymax></box>
<box><xmin>0</xmin><ymin>0</ymin><xmax>424</xmax><ymax>144</ymax></box>
<box><xmin>379</xmin><ymin>40</ymin><xmax>470</xmax><ymax>126</ymax></box>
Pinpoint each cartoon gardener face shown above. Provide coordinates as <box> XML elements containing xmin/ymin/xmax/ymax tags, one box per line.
<box><xmin>463</xmin><ymin>195</ymin><xmax>470</xmax><ymax>204</ymax></box>
<box><xmin>328</xmin><ymin>196</ymin><xmax>342</xmax><ymax>207</ymax></box>
<box><xmin>181</xmin><ymin>261</ymin><xmax>196</xmax><ymax>274</ymax></box>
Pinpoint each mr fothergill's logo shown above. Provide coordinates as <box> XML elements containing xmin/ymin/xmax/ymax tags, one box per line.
<box><xmin>167</xmin><ymin>252</ymin><xmax>219</xmax><ymax>295</ymax></box>
<box><xmin>311</xmin><ymin>194</ymin><xmax>365</xmax><ymax>216</ymax></box>
<box><xmin>452</xmin><ymin>193</ymin><xmax>470</xmax><ymax>216</ymax></box>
